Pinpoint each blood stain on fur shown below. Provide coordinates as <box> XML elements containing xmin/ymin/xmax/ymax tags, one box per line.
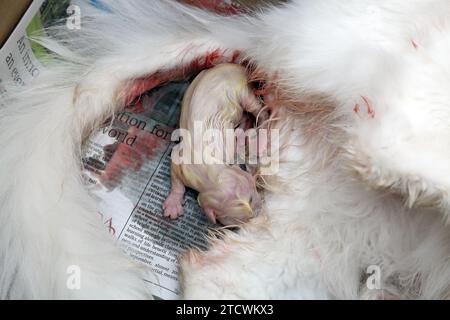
<box><xmin>231</xmin><ymin>50</ymin><xmax>241</xmax><ymax>63</ymax></box>
<box><xmin>182</xmin><ymin>0</ymin><xmax>243</xmax><ymax>15</ymax></box>
<box><xmin>361</xmin><ymin>96</ymin><xmax>375</xmax><ymax>118</ymax></box>
<box><xmin>189</xmin><ymin>49</ymin><xmax>222</xmax><ymax>70</ymax></box>
<box><xmin>123</xmin><ymin>49</ymin><xmax>249</xmax><ymax>107</ymax></box>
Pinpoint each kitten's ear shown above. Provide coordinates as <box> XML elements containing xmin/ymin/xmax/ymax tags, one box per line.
<box><xmin>203</xmin><ymin>207</ymin><xmax>217</xmax><ymax>224</ymax></box>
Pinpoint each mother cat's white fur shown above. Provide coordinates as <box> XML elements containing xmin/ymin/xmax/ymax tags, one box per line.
<box><xmin>1</xmin><ymin>0</ymin><xmax>450</xmax><ymax>299</ymax></box>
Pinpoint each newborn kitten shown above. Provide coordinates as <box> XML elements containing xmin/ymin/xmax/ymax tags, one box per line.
<box><xmin>163</xmin><ymin>63</ymin><xmax>265</xmax><ymax>225</ymax></box>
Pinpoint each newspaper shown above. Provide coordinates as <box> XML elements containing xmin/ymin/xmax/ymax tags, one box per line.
<box><xmin>0</xmin><ymin>0</ymin><xmax>45</xmax><ymax>106</ymax></box>
<box><xmin>81</xmin><ymin>81</ymin><xmax>214</xmax><ymax>299</ymax></box>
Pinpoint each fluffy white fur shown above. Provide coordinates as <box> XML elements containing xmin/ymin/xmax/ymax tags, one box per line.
<box><xmin>1</xmin><ymin>0</ymin><xmax>450</xmax><ymax>299</ymax></box>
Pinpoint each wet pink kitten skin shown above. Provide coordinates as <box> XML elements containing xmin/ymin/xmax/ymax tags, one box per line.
<box><xmin>163</xmin><ymin>63</ymin><xmax>265</xmax><ymax>225</ymax></box>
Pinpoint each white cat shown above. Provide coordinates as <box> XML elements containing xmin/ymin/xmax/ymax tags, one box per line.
<box><xmin>1</xmin><ymin>0</ymin><xmax>450</xmax><ymax>299</ymax></box>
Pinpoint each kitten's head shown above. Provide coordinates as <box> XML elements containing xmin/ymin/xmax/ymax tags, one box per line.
<box><xmin>198</xmin><ymin>166</ymin><xmax>261</xmax><ymax>225</ymax></box>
